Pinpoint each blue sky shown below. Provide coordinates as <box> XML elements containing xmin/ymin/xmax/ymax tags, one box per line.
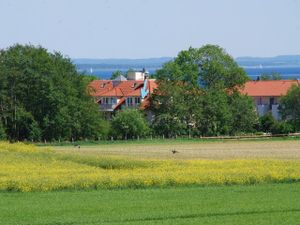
<box><xmin>0</xmin><ymin>0</ymin><xmax>299</xmax><ymax>58</ymax></box>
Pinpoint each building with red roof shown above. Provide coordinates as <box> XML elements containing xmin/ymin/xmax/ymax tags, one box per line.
<box><xmin>240</xmin><ymin>80</ymin><xmax>300</xmax><ymax>119</ymax></box>
<box><xmin>89</xmin><ymin>71</ymin><xmax>299</xmax><ymax>121</ymax></box>
<box><xmin>88</xmin><ymin>70</ymin><xmax>158</xmax><ymax>118</ymax></box>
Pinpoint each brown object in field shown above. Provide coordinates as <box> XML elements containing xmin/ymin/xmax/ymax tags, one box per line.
<box><xmin>171</xmin><ymin>150</ymin><xmax>179</xmax><ymax>154</ymax></box>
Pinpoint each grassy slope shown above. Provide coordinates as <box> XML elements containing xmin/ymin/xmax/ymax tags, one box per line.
<box><xmin>1</xmin><ymin>183</ymin><xmax>300</xmax><ymax>225</ymax></box>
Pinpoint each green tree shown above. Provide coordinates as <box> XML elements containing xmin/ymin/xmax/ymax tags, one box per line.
<box><xmin>0</xmin><ymin>44</ymin><xmax>108</xmax><ymax>141</ymax></box>
<box><xmin>279</xmin><ymin>84</ymin><xmax>300</xmax><ymax>130</ymax></box>
<box><xmin>199</xmin><ymin>88</ymin><xmax>232</xmax><ymax>136</ymax></box>
<box><xmin>111</xmin><ymin>109</ymin><xmax>149</xmax><ymax>139</ymax></box>
<box><xmin>152</xmin><ymin>45</ymin><xmax>251</xmax><ymax>137</ymax></box>
<box><xmin>156</xmin><ymin>45</ymin><xmax>249</xmax><ymax>89</ymax></box>
<box><xmin>228</xmin><ymin>92</ymin><xmax>258</xmax><ymax>134</ymax></box>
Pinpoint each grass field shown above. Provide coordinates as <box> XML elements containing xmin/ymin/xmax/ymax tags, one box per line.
<box><xmin>1</xmin><ymin>141</ymin><xmax>300</xmax><ymax>191</ymax></box>
<box><xmin>1</xmin><ymin>183</ymin><xmax>299</xmax><ymax>225</ymax></box>
<box><xmin>1</xmin><ymin>140</ymin><xmax>300</xmax><ymax>224</ymax></box>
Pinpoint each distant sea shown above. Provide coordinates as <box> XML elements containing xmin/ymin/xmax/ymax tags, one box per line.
<box><xmin>77</xmin><ymin>66</ymin><xmax>300</xmax><ymax>80</ymax></box>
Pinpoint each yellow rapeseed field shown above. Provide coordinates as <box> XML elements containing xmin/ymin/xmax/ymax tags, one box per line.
<box><xmin>0</xmin><ymin>142</ymin><xmax>300</xmax><ymax>192</ymax></box>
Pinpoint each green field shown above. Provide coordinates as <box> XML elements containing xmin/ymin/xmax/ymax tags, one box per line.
<box><xmin>1</xmin><ymin>183</ymin><xmax>300</xmax><ymax>225</ymax></box>
<box><xmin>1</xmin><ymin>140</ymin><xmax>300</xmax><ymax>224</ymax></box>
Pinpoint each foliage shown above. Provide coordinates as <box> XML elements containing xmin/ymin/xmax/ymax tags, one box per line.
<box><xmin>0</xmin><ymin>122</ymin><xmax>7</xmax><ymax>140</ymax></box>
<box><xmin>280</xmin><ymin>84</ymin><xmax>300</xmax><ymax>131</ymax></box>
<box><xmin>150</xmin><ymin>82</ymin><xmax>191</xmax><ymax>137</ymax></box>
<box><xmin>156</xmin><ymin>45</ymin><xmax>249</xmax><ymax>89</ymax></box>
<box><xmin>1</xmin><ymin>142</ymin><xmax>300</xmax><ymax>192</ymax></box>
<box><xmin>152</xmin><ymin>45</ymin><xmax>256</xmax><ymax>136</ymax></box>
<box><xmin>271</xmin><ymin>121</ymin><xmax>294</xmax><ymax>134</ymax></box>
<box><xmin>198</xmin><ymin>88</ymin><xmax>232</xmax><ymax>136</ymax></box>
<box><xmin>228</xmin><ymin>92</ymin><xmax>258</xmax><ymax>134</ymax></box>
<box><xmin>111</xmin><ymin>109</ymin><xmax>150</xmax><ymax>139</ymax></box>
<box><xmin>259</xmin><ymin>113</ymin><xmax>293</xmax><ymax>134</ymax></box>
<box><xmin>259</xmin><ymin>113</ymin><xmax>276</xmax><ymax>133</ymax></box>
<box><xmin>0</xmin><ymin>44</ymin><xmax>108</xmax><ymax>141</ymax></box>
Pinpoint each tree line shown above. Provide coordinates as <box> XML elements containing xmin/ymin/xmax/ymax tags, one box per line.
<box><xmin>0</xmin><ymin>44</ymin><xmax>299</xmax><ymax>141</ymax></box>
<box><xmin>0</xmin><ymin>44</ymin><xmax>109</xmax><ymax>141</ymax></box>
<box><xmin>109</xmin><ymin>45</ymin><xmax>300</xmax><ymax>139</ymax></box>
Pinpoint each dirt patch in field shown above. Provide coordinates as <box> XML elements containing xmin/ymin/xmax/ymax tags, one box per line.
<box><xmin>52</xmin><ymin>140</ymin><xmax>300</xmax><ymax>160</ymax></box>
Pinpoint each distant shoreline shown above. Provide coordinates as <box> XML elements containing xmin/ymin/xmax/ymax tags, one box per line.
<box><xmin>76</xmin><ymin>66</ymin><xmax>300</xmax><ymax>80</ymax></box>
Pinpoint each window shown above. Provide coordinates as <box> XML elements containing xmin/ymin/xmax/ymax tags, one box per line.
<box><xmin>105</xmin><ymin>98</ymin><xmax>109</xmax><ymax>104</ymax></box>
<box><xmin>135</xmin><ymin>97</ymin><xmax>140</xmax><ymax>104</ymax></box>
<box><xmin>111</xmin><ymin>98</ymin><xmax>116</xmax><ymax>104</ymax></box>
<box><xmin>127</xmin><ymin>98</ymin><xmax>133</xmax><ymax>105</ymax></box>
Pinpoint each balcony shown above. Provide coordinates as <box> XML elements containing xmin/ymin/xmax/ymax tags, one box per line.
<box><xmin>122</xmin><ymin>103</ymin><xmax>140</xmax><ymax>109</ymax></box>
<box><xmin>100</xmin><ymin>104</ymin><xmax>117</xmax><ymax>111</ymax></box>
<box><xmin>256</xmin><ymin>104</ymin><xmax>280</xmax><ymax>119</ymax></box>
<box><xmin>256</xmin><ymin>104</ymin><xmax>269</xmax><ymax>116</ymax></box>
<box><xmin>271</xmin><ymin>104</ymin><xmax>280</xmax><ymax>120</ymax></box>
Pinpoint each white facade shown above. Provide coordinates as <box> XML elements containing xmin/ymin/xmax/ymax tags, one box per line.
<box><xmin>253</xmin><ymin>96</ymin><xmax>281</xmax><ymax>120</ymax></box>
<box><xmin>127</xmin><ymin>71</ymin><xmax>145</xmax><ymax>81</ymax></box>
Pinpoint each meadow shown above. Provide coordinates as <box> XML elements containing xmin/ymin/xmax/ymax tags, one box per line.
<box><xmin>1</xmin><ymin>140</ymin><xmax>300</xmax><ymax>224</ymax></box>
<box><xmin>0</xmin><ymin>141</ymin><xmax>300</xmax><ymax>192</ymax></box>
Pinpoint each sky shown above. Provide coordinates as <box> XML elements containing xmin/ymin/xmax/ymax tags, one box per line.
<box><xmin>0</xmin><ymin>0</ymin><xmax>299</xmax><ymax>59</ymax></box>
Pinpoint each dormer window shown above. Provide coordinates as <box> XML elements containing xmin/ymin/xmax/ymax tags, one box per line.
<box><xmin>132</xmin><ymin>83</ymin><xmax>137</xmax><ymax>88</ymax></box>
<box><xmin>101</xmin><ymin>83</ymin><xmax>106</xmax><ymax>88</ymax></box>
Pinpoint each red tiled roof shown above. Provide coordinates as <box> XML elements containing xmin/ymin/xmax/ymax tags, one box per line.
<box><xmin>88</xmin><ymin>80</ymin><xmax>113</xmax><ymax>97</ymax></box>
<box><xmin>240</xmin><ymin>80</ymin><xmax>300</xmax><ymax>97</ymax></box>
<box><xmin>148</xmin><ymin>79</ymin><xmax>158</xmax><ymax>93</ymax></box>
<box><xmin>99</xmin><ymin>80</ymin><xmax>144</xmax><ymax>97</ymax></box>
<box><xmin>89</xmin><ymin>79</ymin><xmax>158</xmax><ymax>98</ymax></box>
<box><xmin>89</xmin><ymin>79</ymin><xmax>158</xmax><ymax>110</ymax></box>
<box><xmin>100</xmin><ymin>87</ymin><xmax>124</xmax><ymax>97</ymax></box>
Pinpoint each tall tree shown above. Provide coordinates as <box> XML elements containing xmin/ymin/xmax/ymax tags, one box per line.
<box><xmin>0</xmin><ymin>44</ymin><xmax>108</xmax><ymax>141</ymax></box>
<box><xmin>152</xmin><ymin>45</ymin><xmax>256</xmax><ymax>136</ymax></box>
<box><xmin>156</xmin><ymin>45</ymin><xmax>248</xmax><ymax>89</ymax></box>
<box><xmin>280</xmin><ymin>84</ymin><xmax>300</xmax><ymax>130</ymax></box>
<box><xmin>228</xmin><ymin>92</ymin><xmax>258</xmax><ymax>134</ymax></box>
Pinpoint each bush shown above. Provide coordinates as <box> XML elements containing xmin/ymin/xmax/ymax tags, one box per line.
<box><xmin>111</xmin><ymin>109</ymin><xmax>150</xmax><ymax>139</ymax></box>
<box><xmin>259</xmin><ymin>113</ymin><xmax>294</xmax><ymax>135</ymax></box>
<box><xmin>259</xmin><ymin>113</ymin><xmax>276</xmax><ymax>133</ymax></box>
<box><xmin>271</xmin><ymin>121</ymin><xmax>294</xmax><ymax>135</ymax></box>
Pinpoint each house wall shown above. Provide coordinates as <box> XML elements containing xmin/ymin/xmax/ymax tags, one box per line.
<box><xmin>127</xmin><ymin>71</ymin><xmax>145</xmax><ymax>81</ymax></box>
<box><xmin>252</xmin><ymin>96</ymin><xmax>281</xmax><ymax>120</ymax></box>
